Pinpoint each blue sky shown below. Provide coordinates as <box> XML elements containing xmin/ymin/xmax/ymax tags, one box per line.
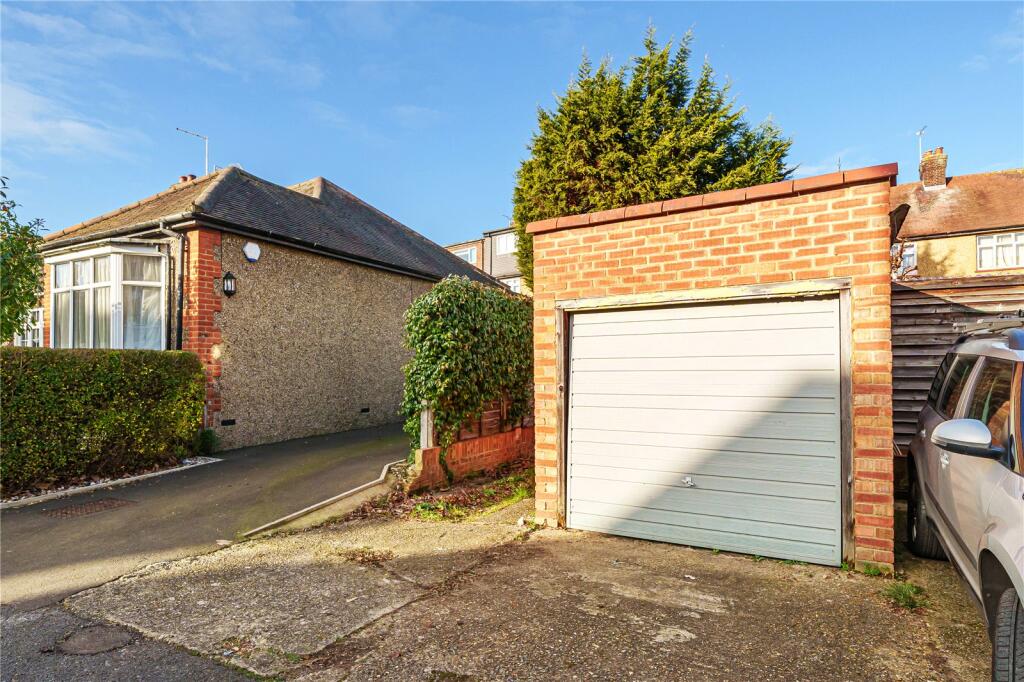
<box><xmin>2</xmin><ymin>2</ymin><xmax>1022</xmax><ymax>246</ymax></box>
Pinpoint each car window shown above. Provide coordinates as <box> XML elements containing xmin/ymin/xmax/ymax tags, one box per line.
<box><xmin>927</xmin><ymin>354</ymin><xmax>955</xmax><ymax>408</ymax></box>
<box><xmin>965</xmin><ymin>358</ymin><xmax>1016</xmax><ymax>469</ymax></box>
<box><xmin>936</xmin><ymin>354</ymin><xmax>979</xmax><ymax>417</ymax></box>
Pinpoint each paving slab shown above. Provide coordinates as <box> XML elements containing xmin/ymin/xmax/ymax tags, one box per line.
<box><xmin>66</xmin><ymin>532</ymin><xmax>424</xmax><ymax>677</ymax></box>
<box><xmin>316</xmin><ymin>517</ymin><xmax>524</xmax><ymax>586</ymax></box>
<box><xmin>314</xmin><ymin>529</ymin><xmax>986</xmax><ymax>681</ymax></box>
<box><xmin>64</xmin><ymin>514</ymin><xmax>522</xmax><ymax>677</ymax></box>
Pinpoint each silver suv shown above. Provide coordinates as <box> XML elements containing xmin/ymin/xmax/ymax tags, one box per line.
<box><xmin>907</xmin><ymin>323</ymin><xmax>1024</xmax><ymax>680</ymax></box>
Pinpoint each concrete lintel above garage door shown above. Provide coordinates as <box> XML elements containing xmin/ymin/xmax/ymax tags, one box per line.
<box><xmin>565</xmin><ymin>296</ymin><xmax>846</xmax><ymax>566</ymax></box>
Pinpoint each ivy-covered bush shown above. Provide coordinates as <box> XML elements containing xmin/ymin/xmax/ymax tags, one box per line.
<box><xmin>1</xmin><ymin>348</ymin><xmax>205</xmax><ymax>496</ymax></box>
<box><xmin>401</xmin><ymin>276</ymin><xmax>533</xmax><ymax>473</ymax></box>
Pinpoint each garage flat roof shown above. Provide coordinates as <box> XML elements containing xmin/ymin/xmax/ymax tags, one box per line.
<box><xmin>525</xmin><ymin>163</ymin><xmax>898</xmax><ymax>236</ymax></box>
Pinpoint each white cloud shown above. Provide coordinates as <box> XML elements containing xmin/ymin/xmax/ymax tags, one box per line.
<box><xmin>305</xmin><ymin>100</ymin><xmax>394</xmax><ymax>147</ymax></box>
<box><xmin>1</xmin><ymin>81</ymin><xmax>148</xmax><ymax>159</ymax></box>
<box><xmin>960</xmin><ymin>7</ymin><xmax>1024</xmax><ymax>72</ymax></box>
<box><xmin>389</xmin><ymin>104</ymin><xmax>443</xmax><ymax>129</ymax></box>
<box><xmin>960</xmin><ymin>54</ymin><xmax>990</xmax><ymax>73</ymax></box>
<box><xmin>1</xmin><ymin>3</ymin><xmax>327</xmax><ymax>162</ymax></box>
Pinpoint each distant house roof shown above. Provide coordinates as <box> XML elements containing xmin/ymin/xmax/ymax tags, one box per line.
<box><xmin>891</xmin><ymin>169</ymin><xmax>1024</xmax><ymax>241</ymax></box>
<box><xmin>42</xmin><ymin>167</ymin><xmax>494</xmax><ymax>283</ymax></box>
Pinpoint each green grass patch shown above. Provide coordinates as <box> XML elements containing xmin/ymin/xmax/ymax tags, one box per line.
<box><xmin>882</xmin><ymin>581</ymin><xmax>928</xmax><ymax>610</ymax></box>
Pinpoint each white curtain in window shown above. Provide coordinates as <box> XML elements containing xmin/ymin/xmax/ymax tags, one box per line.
<box><xmin>123</xmin><ymin>285</ymin><xmax>161</xmax><ymax>349</ymax></box>
<box><xmin>54</xmin><ymin>262</ymin><xmax>71</xmax><ymax>288</ymax></box>
<box><xmin>73</xmin><ymin>290</ymin><xmax>90</xmax><ymax>347</ymax></box>
<box><xmin>54</xmin><ymin>291</ymin><xmax>71</xmax><ymax>348</ymax></box>
<box><xmin>74</xmin><ymin>260</ymin><xmax>92</xmax><ymax>286</ymax></box>
<box><xmin>94</xmin><ymin>286</ymin><xmax>111</xmax><ymax>348</ymax></box>
<box><xmin>123</xmin><ymin>255</ymin><xmax>160</xmax><ymax>282</ymax></box>
<box><xmin>94</xmin><ymin>256</ymin><xmax>110</xmax><ymax>282</ymax></box>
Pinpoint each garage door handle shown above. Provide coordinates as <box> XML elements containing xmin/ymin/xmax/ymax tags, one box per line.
<box><xmin>681</xmin><ymin>476</ymin><xmax>696</xmax><ymax>487</ymax></box>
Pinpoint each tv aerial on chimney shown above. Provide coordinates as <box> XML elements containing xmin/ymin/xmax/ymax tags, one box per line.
<box><xmin>915</xmin><ymin>125</ymin><xmax>928</xmax><ymax>161</ymax></box>
<box><xmin>176</xmin><ymin>127</ymin><xmax>209</xmax><ymax>176</ymax></box>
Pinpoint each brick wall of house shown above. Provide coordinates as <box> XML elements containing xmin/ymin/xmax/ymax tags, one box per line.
<box><xmin>181</xmin><ymin>227</ymin><xmax>224</xmax><ymax>428</ymax></box>
<box><xmin>528</xmin><ymin>167</ymin><xmax>897</xmax><ymax>568</ymax></box>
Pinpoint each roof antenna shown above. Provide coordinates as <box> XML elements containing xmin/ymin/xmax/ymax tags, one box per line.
<box><xmin>915</xmin><ymin>125</ymin><xmax>927</xmax><ymax>161</ymax></box>
<box><xmin>836</xmin><ymin>156</ymin><xmax>842</xmax><ymax>172</ymax></box>
<box><xmin>176</xmin><ymin>127</ymin><xmax>209</xmax><ymax>176</ymax></box>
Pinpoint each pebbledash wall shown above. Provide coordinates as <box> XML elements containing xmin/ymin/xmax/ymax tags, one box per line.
<box><xmin>182</xmin><ymin>228</ymin><xmax>432</xmax><ymax>450</ymax></box>
<box><xmin>527</xmin><ymin>165</ymin><xmax>898</xmax><ymax>568</ymax></box>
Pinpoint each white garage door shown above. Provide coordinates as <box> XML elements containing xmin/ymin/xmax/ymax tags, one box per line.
<box><xmin>567</xmin><ymin>297</ymin><xmax>843</xmax><ymax>566</ymax></box>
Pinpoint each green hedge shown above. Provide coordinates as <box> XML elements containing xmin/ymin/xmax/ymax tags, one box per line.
<box><xmin>1</xmin><ymin>348</ymin><xmax>205</xmax><ymax>496</ymax></box>
<box><xmin>401</xmin><ymin>276</ymin><xmax>533</xmax><ymax>476</ymax></box>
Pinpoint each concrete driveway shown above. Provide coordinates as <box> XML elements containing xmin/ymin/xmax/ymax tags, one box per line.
<box><xmin>61</xmin><ymin>498</ymin><xmax>990</xmax><ymax>681</ymax></box>
<box><xmin>1</xmin><ymin>424</ymin><xmax>406</xmax><ymax>609</ymax></box>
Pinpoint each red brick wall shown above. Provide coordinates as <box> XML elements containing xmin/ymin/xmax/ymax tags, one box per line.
<box><xmin>181</xmin><ymin>228</ymin><xmax>224</xmax><ymax>428</ymax></box>
<box><xmin>528</xmin><ymin>168</ymin><xmax>896</xmax><ymax>568</ymax></box>
<box><xmin>407</xmin><ymin>425</ymin><xmax>535</xmax><ymax>491</ymax></box>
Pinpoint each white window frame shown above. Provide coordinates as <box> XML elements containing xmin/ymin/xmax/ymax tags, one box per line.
<box><xmin>977</xmin><ymin>231</ymin><xmax>1024</xmax><ymax>271</ymax></box>
<box><xmin>494</xmin><ymin>232</ymin><xmax>517</xmax><ymax>256</ymax></box>
<box><xmin>45</xmin><ymin>244</ymin><xmax>167</xmax><ymax>350</ymax></box>
<box><xmin>501</xmin><ymin>277</ymin><xmax>522</xmax><ymax>294</ymax></box>
<box><xmin>901</xmin><ymin>242</ymin><xmax>917</xmax><ymax>272</ymax></box>
<box><xmin>453</xmin><ymin>246</ymin><xmax>477</xmax><ymax>264</ymax></box>
<box><xmin>13</xmin><ymin>308</ymin><xmax>43</xmax><ymax>347</ymax></box>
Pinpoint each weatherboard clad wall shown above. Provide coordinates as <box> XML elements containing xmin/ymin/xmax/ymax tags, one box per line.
<box><xmin>891</xmin><ymin>275</ymin><xmax>1024</xmax><ymax>452</ymax></box>
<box><xmin>566</xmin><ymin>297</ymin><xmax>844</xmax><ymax>565</ymax></box>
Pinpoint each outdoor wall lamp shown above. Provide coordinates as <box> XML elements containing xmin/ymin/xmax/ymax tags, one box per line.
<box><xmin>222</xmin><ymin>271</ymin><xmax>237</xmax><ymax>297</ymax></box>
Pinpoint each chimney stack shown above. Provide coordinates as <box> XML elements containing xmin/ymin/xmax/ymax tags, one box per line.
<box><xmin>919</xmin><ymin>147</ymin><xmax>948</xmax><ymax>189</ymax></box>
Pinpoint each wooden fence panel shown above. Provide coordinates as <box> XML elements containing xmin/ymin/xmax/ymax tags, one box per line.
<box><xmin>891</xmin><ymin>275</ymin><xmax>1024</xmax><ymax>454</ymax></box>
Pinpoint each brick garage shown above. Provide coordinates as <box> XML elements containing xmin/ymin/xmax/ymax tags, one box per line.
<box><xmin>528</xmin><ymin>165</ymin><xmax>897</xmax><ymax>569</ymax></box>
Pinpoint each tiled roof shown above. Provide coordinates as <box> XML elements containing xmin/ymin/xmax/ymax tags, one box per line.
<box><xmin>892</xmin><ymin>169</ymin><xmax>1024</xmax><ymax>240</ymax></box>
<box><xmin>43</xmin><ymin>168</ymin><xmax>492</xmax><ymax>283</ymax></box>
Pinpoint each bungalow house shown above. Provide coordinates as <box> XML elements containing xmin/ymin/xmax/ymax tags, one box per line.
<box><xmin>890</xmin><ymin>148</ymin><xmax>1024</xmax><ymax>278</ymax></box>
<box><xmin>28</xmin><ymin>167</ymin><xmax>493</xmax><ymax>449</ymax></box>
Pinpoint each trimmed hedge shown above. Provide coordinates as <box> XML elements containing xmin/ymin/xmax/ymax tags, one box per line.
<box><xmin>1</xmin><ymin>348</ymin><xmax>205</xmax><ymax>496</ymax></box>
<box><xmin>401</xmin><ymin>276</ymin><xmax>533</xmax><ymax>478</ymax></box>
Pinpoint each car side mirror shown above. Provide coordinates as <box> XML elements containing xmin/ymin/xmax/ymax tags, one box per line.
<box><xmin>930</xmin><ymin>419</ymin><xmax>1005</xmax><ymax>459</ymax></box>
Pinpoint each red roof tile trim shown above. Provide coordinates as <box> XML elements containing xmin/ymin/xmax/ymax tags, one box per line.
<box><xmin>525</xmin><ymin>163</ymin><xmax>898</xmax><ymax>235</ymax></box>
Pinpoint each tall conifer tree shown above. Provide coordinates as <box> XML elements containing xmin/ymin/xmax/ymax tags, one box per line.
<box><xmin>512</xmin><ymin>27</ymin><xmax>793</xmax><ymax>288</ymax></box>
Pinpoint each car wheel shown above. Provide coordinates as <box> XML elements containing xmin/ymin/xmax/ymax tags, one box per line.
<box><xmin>907</xmin><ymin>477</ymin><xmax>945</xmax><ymax>560</ymax></box>
<box><xmin>992</xmin><ymin>588</ymin><xmax>1023</xmax><ymax>682</ymax></box>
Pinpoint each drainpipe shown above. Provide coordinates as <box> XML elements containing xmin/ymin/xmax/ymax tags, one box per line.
<box><xmin>156</xmin><ymin>221</ymin><xmax>186</xmax><ymax>350</ymax></box>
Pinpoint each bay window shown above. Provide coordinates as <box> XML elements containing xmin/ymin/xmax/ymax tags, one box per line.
<box><xmin>48</xmin><ymin>246</ymin><xmax>166</xmax><ymax>350</ymax></box>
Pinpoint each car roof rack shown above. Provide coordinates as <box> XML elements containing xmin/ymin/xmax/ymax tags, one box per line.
<box><xmin>954</xmin><ymin>310</ymin><xmax>1024</xmax><ymax>344</ymax></box>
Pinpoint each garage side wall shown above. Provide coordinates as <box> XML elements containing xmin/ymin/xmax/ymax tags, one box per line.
<box><xmin>207</xmin><ymin>233</ymin><xmax>433</xmax><ymax>450</ymax></box>
<box><xmin>531</xmin><ymin>178</ymin><xmax>895</xmax><ymax>567</ymax></box>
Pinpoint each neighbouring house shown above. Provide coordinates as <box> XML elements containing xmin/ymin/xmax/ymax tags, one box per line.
<box><xmin>30</xmin><ymin>167</ymin><xmax>493</xmax><ymax>450</ymax></box>
<box><xmin>885</xmin><ymin>148</ymin><xmax>1024</xmax><ymax>470</ymax></box>
<box><xmin>527</xmin><ymin>164</ymin><xmax>898</xmax><ymax>569</ymax></box>
<box><xmin>890</xmin><ymin>148</ymin><xmax>1024</xmax><ymax>279</ymax></box>
<box><xmin>446</xmin><ymin>226</ymin><xmax>530</xmax><ymax>294</ymax></box>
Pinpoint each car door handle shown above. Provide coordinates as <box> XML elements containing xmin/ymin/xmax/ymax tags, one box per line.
<box><xmin>939</xmin><ymin>452</ymin><xmax>950</xmax><ymax>467</ymax></box>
